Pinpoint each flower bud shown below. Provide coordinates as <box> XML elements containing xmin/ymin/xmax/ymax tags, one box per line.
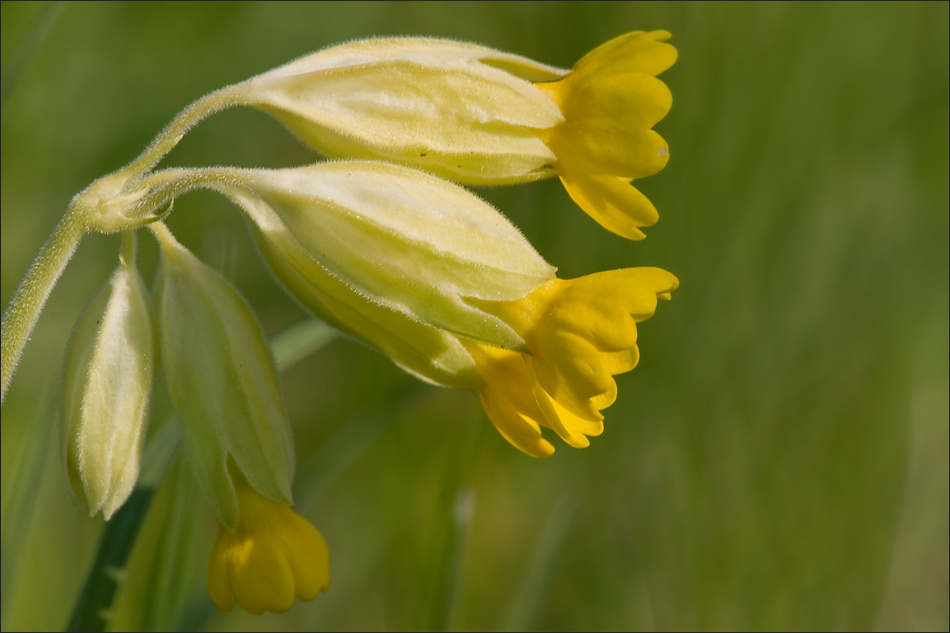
<box><xmin>207</xmin><ymin>468</ymin><xmax>330</xmax><ymax>615</ymax></box>
<box><xmin>216</xmin><ymin>161</ymin><xmax>555</xmax><ymax>354</ymax></box>
<box><xmin>234</xmin><ymin>38</ymin><xmax>566</xmax><ymax>184</ymax></box>
<box><xmin>153</xmin><ymin>224</ymin><xmax>294</xmax><ymax>529</ymax></box>
<box><xmin>61</xmin><ymin>259</ymin><xmax>154</xmax><ymax>519</ymax></box>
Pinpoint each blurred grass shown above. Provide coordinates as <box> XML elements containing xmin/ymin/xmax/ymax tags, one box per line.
<box><xmin>2</xmin><ymin>2</ymin><xmax>947</xmax><ymax>631</ymax></box>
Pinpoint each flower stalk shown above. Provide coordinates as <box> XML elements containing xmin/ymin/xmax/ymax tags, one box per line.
<box><xmin>1</xmin><ymin>206</ymin><xmax>86</xmax><ymax>402</ymax></box>
<box><xmin>122</xmin><ymin>85</ymin><xmax>246</xmax><ymax>179</ymax></box>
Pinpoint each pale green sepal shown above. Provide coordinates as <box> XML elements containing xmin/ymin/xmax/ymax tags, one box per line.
<box><xmin>153</xmin><ymin>227</ymin><xmax>293</xmax><ymax>529</ymax></box>
<box><xmin>238</xmin><ymin>37</ymin><xmax>564</xmax><ymax>185</ymax></box>
<box><xmin>61</xmin><ymin>261</ymin><xmax>154</xmax><ymax>519</ymax></box>
<box><xmin>227</xmin><ymin>161</ymin><xmax>555</xmax><ymax>352</ymax></box>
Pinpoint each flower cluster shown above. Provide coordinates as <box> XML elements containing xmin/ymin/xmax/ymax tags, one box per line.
<box><xmin>7</xmin><ymin>30</ymin><xmax>677</xmax><ymax>616</ymax></box>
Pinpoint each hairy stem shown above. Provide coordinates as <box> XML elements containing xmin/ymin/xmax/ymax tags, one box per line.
<box><xmin>1</xmin><ymin>208</ymin><xmax>87</xmax><ymax>403</ymax></box>
<box><xmin>123</xmin><ymin>85</ymin><xmax>246</xmax><ymax>183</ymax></box>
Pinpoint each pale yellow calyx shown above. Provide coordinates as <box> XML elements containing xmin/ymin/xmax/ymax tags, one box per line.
<box><xmin>236</xmin><ymin>37</ymin><xmax>567</xmax><ymax>184</ymax></box>
<box><xmin>61</xmin><ymin>249</ymin><xmax>154</xmax><ymax>519</ymax></box>
<box><xmin>209</xmin><ymin>161</ymin><xmax>555</xmax><ymax>354</ymax></box>
<box><xmin>239</xmin><ymin>184</ymin><xmax>482</xmax><ymax>388</ymax></box>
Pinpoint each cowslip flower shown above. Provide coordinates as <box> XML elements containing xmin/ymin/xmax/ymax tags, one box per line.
<box><xmin>152</xmin><ymin>222</ymin><xmax>329</xmax><ymax>613</ymax></box>
<box><xmin>180</xmin><ymin>162</ymin><xmax>677</xmax><ymax>456</ymax></box>
<box><xmin>207</xmin><ymin>467</ymin><xmax>330</xmax><ymax>615</ymax></box>
<box><xmin>221</xmin><ymin>31</ymin><xmax>674</xmax><ymax>240</ymax></box>
<box><xmin>464</xmin><ymin>267</ymin><xmax>678</xmax><ymax>457</ymax></box>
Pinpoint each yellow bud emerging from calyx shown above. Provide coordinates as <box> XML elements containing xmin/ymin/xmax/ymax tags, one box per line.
<box><xmin>153</xmin><ymin>223</ymin><xmax>294</xmax><ymax>529</ymax></box>
<box><xmin>61</xmin><ymin>257</ymin><xmax>154</xmax><ymax>519</ymax></box>
<box><xmin>207</xmin><ymin>469</ymin><xmax>330</xmax><ymax>615</ymax></box>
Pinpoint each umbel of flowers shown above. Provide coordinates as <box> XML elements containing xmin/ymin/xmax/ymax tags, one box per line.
<box><xmin>1</xmin><ymin>31</ymin><xmax>676</xmax><ymax>616</ymax></box>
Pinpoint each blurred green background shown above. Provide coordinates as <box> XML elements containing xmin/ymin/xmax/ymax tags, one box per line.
<box><xmin>2</xmin><ymin>2</ymin><xmax>947</xmax><ymax>631</ymax></box>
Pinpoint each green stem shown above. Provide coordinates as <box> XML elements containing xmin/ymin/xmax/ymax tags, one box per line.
<box><xmin>66</xmin><ymin>489</ymin><xmax>154</xmax><ymax>633</ymax></box>
<box><xmin>147</xmin><ymin>221</ymin><xmax>177</xmax><ymax>250</ymax></box>
<box><xmin>1</xmin><ymin>208</ymin><xmax>87</xmax><ymax>403</ymax></box>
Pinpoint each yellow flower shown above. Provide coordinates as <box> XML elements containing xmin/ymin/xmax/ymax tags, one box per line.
<box><xmin>227</xmin><ymin>33</ymin><xmax>674</xmax><ymax>239</ymax></box>
<box><xmin>534</xmin><ymin>30</ymin><xmax>677</xmax><ymax>240</ymax></box>
<box><xmin>207</xmin><ymin>473</ymin><xmax>330</xmax><ymax>615</ymax></box>
<box><xmin>464</xmin><ymin>267</ymin><xmax>678</xmax><ymax>457</ymax></box>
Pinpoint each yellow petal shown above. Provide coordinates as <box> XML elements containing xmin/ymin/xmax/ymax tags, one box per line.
<box><xmin>557</xmin><ymin>125</ymin><xmax>670</xmax><ymax>181</ymax></box>
<box><xmin>464</xmin><ymin>268</ymin><xmax>676</xmax><ymax>454</ymax></box>
<box><xmin>533</xmin><ymin>30</ymin><xmax>676</xmax><ymax>240</ymax></box>
<box><xmin>529</xmin><ymin>330</ymin><xmax>618</xmax><ymax>419</ymax></box>
<box><xmin>229</xmin><ymin>533</ymin><xmax>296</xmax><ymax>615</ymax></box>
<box><xmin>465</xmin><ymin>342</ymin><xmax>556</xmax><ymax>458</ymax></box>
<box><xmin>560</xmin><ymin>73</ymin><xmax>673</xmax><ymax>135</ymax></box>
<box><xmin>206</xmin><ymin>538</ymin><xmax>235</xmax><ymax>613</ymax></box>
<box><xmin>571</xmin><ymin>30</ymin><xmax>677</xmax><ymax>79</ymax></box>
<box><xmin>557</xmin><ymin>173</ymin><xmax>659</xmax><ymax>240</ymax></box>
<box><xmin>283</xmin><ymin>509</ymin><xmax>332</xmax><ymax>602</ymax></box>
<box><xmin>530</xmin><ymin>364</ymin><xmax>605</xmax><ymax>448</ymax></box>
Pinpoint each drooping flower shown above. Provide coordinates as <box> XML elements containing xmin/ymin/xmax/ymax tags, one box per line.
<box><xmin>144</xmin><ymin>163</ymin><xmax>676</xmax><ymax>459</ymax></box>
<box><xmin>222</xmin><ymin>32</ymin><xmax>674</xmax><ymax>239</ymax></box>
<box><xmin>463</xmin><ymin>267</ymin><xmax>678</xmax><ymax>457</ymax></box>
<box><xmin>207</xmin><ymin>468</ymin><xmax>330</xmax><ymax>615</ymax></box>
<box><xmin>174</xmin><ymin>161</ymin><xmax>554</xmax><ymax>382</ymax></box>
<box><xmin>152</xmin><ymin>222</ymin><xmax>330</xmax><ymax>613</ymax></box>
<box><xmin>153</xmin><ymin>221</ymin><xmax>294</xmax><ymax>528</ymax></box>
